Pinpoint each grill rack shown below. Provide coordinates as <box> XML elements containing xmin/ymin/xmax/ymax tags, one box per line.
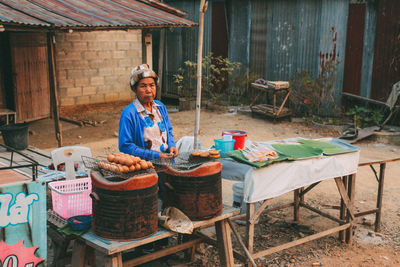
<box><xmin>82</xmin><ymin>156</ymin><xmax>156</xmax><ymax>180</ymax></box>
<box><xmin>151</xmin><ymin>152</ymin><xmax>214</xmax><ymax>170</ymax></box>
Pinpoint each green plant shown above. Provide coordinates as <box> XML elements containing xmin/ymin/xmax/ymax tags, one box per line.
<box><xmin>289</xmin><ymin>59</ymin><xmax>341</xmax><ymax>118</ymax></box>
<box><xmin>346</xmin><ymin>106</ymin><xmax>384</xmax><ymax>128</ymax></box>
<box><xmin>173</xmin><ymin>53</ymin><xmax>256</xmax><ymax>104</ymax></box>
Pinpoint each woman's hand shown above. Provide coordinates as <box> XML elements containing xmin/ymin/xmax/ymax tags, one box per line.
<box><xmin>160</xmin><ymin>152</ymin><xmax>173</xmax><ymax>159</ymax></box>
<box><xmin>169</xmin><ymin>147</ymin><xmax>179</xmax><ymax>157</ymax></box>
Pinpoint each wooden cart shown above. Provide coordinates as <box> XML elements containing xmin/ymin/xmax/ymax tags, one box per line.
<box><xmin>250</xmin><ymin>82</ymin><xmax>292</xmax><ymax>120</ymax></box>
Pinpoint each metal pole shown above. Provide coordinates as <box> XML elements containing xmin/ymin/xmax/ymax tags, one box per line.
<box><xmin>194</xmin><ymin>0</ymin><xmax>207</xmax><ymax>149</ymax></box>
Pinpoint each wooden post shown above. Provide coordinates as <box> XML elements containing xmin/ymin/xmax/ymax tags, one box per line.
<box><xmin>375</xmin><ymin>163</ymin><xmax>386</xmax><ymax>232</ymax></box>
<box><xmin>194</xmin><ymin>0</ymin><xmax>207</xmax><ymax>149</ymax></box>
<box><xmin>47</xmin><ymin>32</ymin><xmax>62</xmax><ymax>147</ymax></box>
<box><xmin>215</xmin><ymin>219</ymin><xmax>234</xmax><ymax>267</ymax></box>
<box><xmin>339</xmin><ymin>176</ymin><xmax>348</xmax><ymax>242</ymax></box>
<box><xmin>346</xmin><ymin>174</ymin><xmax>356</xmax><ymax>244</ymax></box>
<box><xmin>156</xmin><ymin>29</ymin><xmax>165</xmax><ymax>100</ymax></box>
<box><xmin>294</xmin><ymin>188</ymin><xmax>301</xmax><ymax>221</ymax></box>
<box><xmin>246</xmin><ymin>202</ymin><xmax>255</xmax><ymax>262</ymax></box>
<box><xmin>145</xmin><ymin>33</ymin><xmax>153</xmax><ymax>69</ymax></box>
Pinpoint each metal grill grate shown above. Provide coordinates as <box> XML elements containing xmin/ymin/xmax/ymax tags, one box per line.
<box><xmin>151</xmin><ymin>152</ymin><xmax>214</xmax><ymax>170</ymax></box>
<box><xmin>82</xmin><ymin>156</ymin><xmax>156</xmax><ymax>180</ymax></box>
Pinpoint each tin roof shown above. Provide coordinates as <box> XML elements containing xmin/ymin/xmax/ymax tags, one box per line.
<box><xmin>0</xmin><ymin>0</ymin><xmax>197</xmax><ymax>30</ymax></box>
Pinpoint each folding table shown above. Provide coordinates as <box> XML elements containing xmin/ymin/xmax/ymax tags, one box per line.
<box><xmin>221</xmin><ymin>140</ymin><xmax>360</xmax><ymax>263</ymax></box>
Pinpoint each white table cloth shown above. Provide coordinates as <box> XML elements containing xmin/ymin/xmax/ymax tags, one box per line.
<box><xmin>221</xmin><ymin>145</ymin><xmax>360</xmax><ymax>203</ymax></box>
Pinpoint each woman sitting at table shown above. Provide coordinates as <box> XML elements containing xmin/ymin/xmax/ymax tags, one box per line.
<box><xmin>118</xmin><ymin>64</ymin><xmax>179</xmax><ymax>160</ymax></box>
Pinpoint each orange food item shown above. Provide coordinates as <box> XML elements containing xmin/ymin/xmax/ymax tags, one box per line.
<box><xmin>135</xmin><ymin>163</ymin><xmax>141</xmax><ymax>171</ymax></box>
<box><xmin>129</xmin><ymin>165</ymin><xmax>136</xmax><ymax>172</ymax></box>
<box><xmin>140</xmin><ymin>161</ymin><xmax>148</xmax><ymax>170</ymax></box>
<box><xmin>200</xmin><ymin>152</ymin><xmax>209</xmax><ymax>157</ymax></box>
<box><xmin>98</xmin><ymin>162</ymin><xmax>104</xmax><ymax>169</ymax></box>
<box><xmin>111</xmin><ymin>164</ymin><xmax>120</xmax><ymax>173</ymax></box>
<box><xmin>192</xmin><ymin>151</ymin><xmax>201</xmax><ymax>156</ymax></box>
<box><xmin>122</xmin><ymin>166</ymin><xmax>130</xmax><ymax>173</ymax></box>
<box><xmin>124</xmin><ymin>158</ymin><xmax>133</xmax><ymax>166</ymax></box>
<box><xmin>147</xmin><ymin>161</ymin><xmax>153</xmax><ymax>168</ymax></box>
<box><xmin>210</xmin><ymin>154</ymin><xmax>220</xmax><ymax>159</ymax></box>
<box><xmin>209</xmin><ymin>150</ymin><xmax>219</xmax><ymax>155</ymax></box>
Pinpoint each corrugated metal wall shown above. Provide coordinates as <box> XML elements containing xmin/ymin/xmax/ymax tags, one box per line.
<box><xmin>163</xmin><ymin>0</ymin><xmax>212</xmax><ymax>97</ymax></box>
<box><xmin>163</xmin><ymin>0</ymin><xmax>396</xmax><ymax>109</ymax></box>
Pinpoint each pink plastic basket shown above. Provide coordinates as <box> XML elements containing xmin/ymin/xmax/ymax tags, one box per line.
<box><xmin>48</xmin><ymin>178</ymin><xmax>92</xmax><ymax>219</ymax></box>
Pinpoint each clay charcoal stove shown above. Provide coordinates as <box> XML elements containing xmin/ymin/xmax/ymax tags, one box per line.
<box><xmin>90</xmin><ymin>169</ymin><xmax>158</xmax><ymax>240</ymax></box>
<box><xmin>163</xmin><ymin>161</ymin><xmax>222</xmax><ymax>220</ymax></box>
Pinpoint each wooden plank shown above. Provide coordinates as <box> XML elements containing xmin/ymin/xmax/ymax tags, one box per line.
<box><xmin>339</xmin><ymin>176</ymin><xmax>348</xmax><ymax>242</ymax></box>
<box><xmin>300</xmin><ymin>203</ymin><xmax>346</xmax><ymax>224</ymax></box>
<box><xmin>123</xmin><ymin>238</ymin><xmax>203</xmax><ymax>267</ymax></box>
<box><xmin>276</xmin><ymin>88</ymin><xmax>291</xmax><ymax>116</ymax></box>
<box><xmin>251</xmin><ymin>104</ymin><xmax>292</xmax><ymax>118</ymax></box>
<box><xmin>252</xmin><ymin>223</ymin><xmax>351</xmax><ymax>259</ymax></box>
<box><xmin>249</xmin><ymin>199</ymin><xmax>271</xmax><ymax>224</ymax></box>
<box><xmin>231</xmin><ymin>203</ymin><xmax>294</xmax><ymax>221</ymax></box>
<box><xmin>246</xmin><ymin>203</ymin><xmax>255</xmax><ymax>255</ymax></box>
<box><xmin>346</xmin><ymin>174</ymin><xmax>356</xmax><ymax>244</ymax></box>
<box><xmin>334</xmin><ymin>177</ymin><xmax>355</xmax><ymax>220</ymax></box>
<box><xmin>105</xmin><ymin>253</ymin><xmax>122</xmax><ymax>267</ymax></box>
<box><xmin>299</xmin><ymin>182</ymin><xmax>320</xmax><ymax>198</ymax></box>
<box><xmin>47</xmin><ymin>32</ymin><xmax>62</xmax><ymax>147</ymax></box>
<box><xmin>71</xmin><ymin>240</ymin><xmax>87</xmax><ymax>267</ymax></box>
<box><xmin>79</xmin><ymin>207</ymin><xmax>239</xmax><ymax>255</ymax></box>
<box><xmin>358</xmin><ymin>156</ymin><xmax>400</xmax><ymax>166</ymax></box>
<box><xmin>215</xmin><ymin>220</ymin><xmax>234</xmax><ymax>267</ymax></box>
<box><xmin>375</xmin><ymin>163</ymin><xmax>386</xmax><ymax>232</ymax></box>
<box><xmin>227</xmin><ymin>218</ymin><xmax>256</xmax><ymax>267</ymax></box>
<box><xmin>355</xmin><ymin>208</ymin><xmax>379</xmax><ymax>217</ymax></box>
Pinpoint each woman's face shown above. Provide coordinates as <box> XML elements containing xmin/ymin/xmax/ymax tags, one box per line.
<box><xmin>136</xmin><ymin>77</ymin><xmax>156</xmax><ymax>104</ymax></box>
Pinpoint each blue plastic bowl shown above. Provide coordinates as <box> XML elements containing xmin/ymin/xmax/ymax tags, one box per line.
<box><xmin>214</xmin><ymin>138</ymin><xmax>235</xmax><ymax>157</ymax></box>
<box><xmin>67</xmin><ymin>215</ymin><xmax>92</xmax><ymax>231</ymax></box>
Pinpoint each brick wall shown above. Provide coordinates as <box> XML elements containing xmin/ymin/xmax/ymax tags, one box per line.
<box><xmin>55</xmin><ymin>30</ymin><xmax>142</xmax><ymax>106</ymax></box>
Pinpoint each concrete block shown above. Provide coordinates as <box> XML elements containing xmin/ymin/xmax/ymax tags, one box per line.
<box><xmin>67</xmin><ymin>69</ymin><xmax>85</xmax><ymax>79</ymax></box>
<box><xmin>72</xmin><ymin>60</ymin><xmax>89</xmax><ymax>69</ymax></box>
<box><xmin>65</xmin><ymin>51</ymin><xmax>82</xmax><ymax>60</ymax></box>
<box><xmin>65</xmin><ymin>33</ymin><xmax>81</xmax><ymax>42</ymax></box>
<box><xmin>87</xmin><ymin>41</ymin><xmax>101</xmax><ymax>51</ymax></box>
<box><xmin>90</xmin><ymin>76</ymin><xmax>105</xmax><ymax>86</ymax></box>
<box><xmin>113</xmin><ymin>67</ymin><xmax>126</xmax><ymax>76</ymax></box>
<box><xmin>66</xmin><ymin>87</ymin><xmax>82</xmax><ymax>97</ymax></box>
<box><xmin>98</xmin><ymin>67</ymin><xmax>114</xmax><ymax>76</ymax></box>
<box><xmin>125</xmin><ymin>30</ymin><xmax>141</xmax><ymax>41</ymax></box>
<box><xmin>84</xmin><ymin>69</ymin><xmax>98</xmax><ymax>76</ymax></box>
<box><xmin>104</xmin><ymin>76</ymin><xmax>119</xmax><ymax>85</ymax></box>
<box><xmin>89</xmin><ymin>94</ymin><xmax>105</xmax><ymax>104</ymax></box>
<box><xmin>118</xmin><ymin>58</ymin><xmax>132</xmax><ymax>68</ymax></box>
<box><xmin>75</xmin><ymin>96</ymin><xmax>90</xmax><ymax>105</ymax></box>
<box><xmin>99</xmin><ymin>42</ymin><xmax>116</xmax><ymax>50</ymax></box>
<box><xmin>60</xmin><ymin>97</ymin><xmax>75</xmax><ymax>106</ymax></box>
<box><xmin>73</xmin><ymin>41</ymin><xmax>88</xmax><ymax>50</ymax></box>
<box><xmin>75</xmin><ymin>77</ymin><xmax>90</xmax><ymax>87</ymax></box>
<box><xmin>117</xmin><ymin>42</ymin><xmax>130</xmax><ymax>50</ymax></box>
<box><xmin>113</xmin><ymin>50</ymin><xmax>126</xmax><ymax>59</ymax></box>
<box><xmin>104</xmin><ymin>92</ymin><xmax>119</xmax><ymax>101</ymax></box>
<box><xmin>126</xmin><ymin>50</ymin><xmax>141</xmax><ymax>59</ymax></box>
<box><xmin>80</xmin><ymin>32</ymin><xmax>99</xmax><ymax>40</ymax></box>
<box><xmin>82</xmin><ymin>86</ymin><xmax>97</xmax><ymax>96</ymax></box>
<box><xmin>58</xmin><ymin>77</ymin><xmax>75</xmax><ymax>87</ymax></box>
<box><xmin>97</xmin><ymin>51</ymin><xmax>112</xmax><ymax>58</ymax></box>
<box><xmin>83</xmin><ymin>51</ymin><xmax>98</xmax><ymax>60</ymax></box>
<box><xmin>89</xmin><ymin>59</ymin><xmax>104</xmax><ymax>68</ymax></box>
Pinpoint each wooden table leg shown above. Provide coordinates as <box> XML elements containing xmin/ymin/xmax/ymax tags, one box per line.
<box><xmin>104</xmin><ymin>253</ymin><xmax>123</xmax><ymax>267</ymax></box>
<box><xmin>339</xmin><ymin>176</ymin><xmax>348</xmax><ymax>242</ymax></box>
<box><xmin>375</xmin><ymin>163</ymin><xmax>386</xmax><ymax>232</ymax></box>
<box><xmin>71</xmin><ymin>240</ymin><xmax>87</xmax><ymax>267</ymax></box>
<box><xmin>246</xmin><ymin>202</ymin><xmax>255</xmax><ymax>256</ymax></box>
<box><xmin>346</xmin><ymin>174</ymin><xmax>356</xmax><ymax>244</ymax></box>
<box><xmin>294</xmin><ymin>188</ymin><xmax>302</xmax><ymax>222</ymax></box>
<box><xmin>215</xmin><ymin>219</ymin><xmax>234</xmax><ymax>267</ymax></box>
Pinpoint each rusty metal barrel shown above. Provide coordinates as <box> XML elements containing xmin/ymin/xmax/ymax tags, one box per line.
<box><xmin>90</xmin><ymin>170</ymin><xmax>158</xmax><ymax>240</ymax></box>
<box><xmin>163</xmin><ymin>161</ymin><xmax>222</xmax><ymax>220</ymax></box>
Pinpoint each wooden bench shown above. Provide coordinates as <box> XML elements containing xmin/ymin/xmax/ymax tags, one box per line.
<box><xmin>355</xmin><ymin>155</ymin><xmax>400</xmax><ymax>232</ymax></box>
<box><xmin>71</xmin><ymin>206</ymin><xmax>239</xmax><ymax>267</ymax></box>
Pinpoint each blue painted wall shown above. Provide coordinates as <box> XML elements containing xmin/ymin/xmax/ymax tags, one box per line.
<box><xmin>0</xmin><ymin>180</ymin><xmax>47</xmax><ymax>265</ymax></box>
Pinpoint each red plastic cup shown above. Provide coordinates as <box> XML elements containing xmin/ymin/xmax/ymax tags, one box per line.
<box><xmin>222</xmin><ymin>130</ymin><xmax>247</xmax><ymax>150</ymax></box>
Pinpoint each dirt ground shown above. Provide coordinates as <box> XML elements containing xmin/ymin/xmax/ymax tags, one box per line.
<box><xmin>28</xmin><ymin>102</ymin><xmax>400</xmax><ymax>266</ymax></box>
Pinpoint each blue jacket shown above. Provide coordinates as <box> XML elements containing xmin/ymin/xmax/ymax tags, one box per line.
<box><xmin>118</xmin><ymin>100</ymin><xmax>176</xmax><ymax>160</ymax></box>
